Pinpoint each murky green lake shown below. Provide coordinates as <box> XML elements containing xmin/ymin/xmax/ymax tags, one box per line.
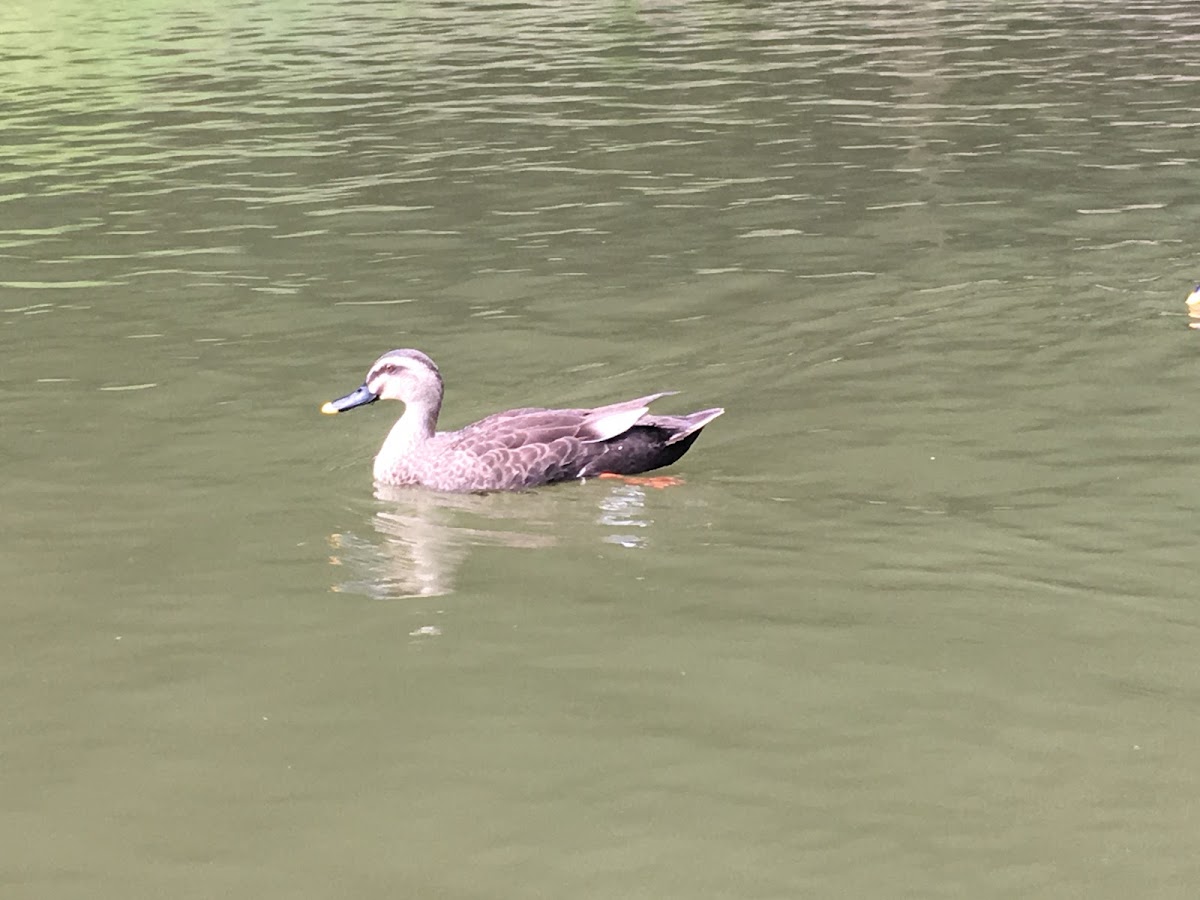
<box><xmin>4</xmin><ymin>1</ymin><xmax>1200</xmax><ymax>896</ymax></box>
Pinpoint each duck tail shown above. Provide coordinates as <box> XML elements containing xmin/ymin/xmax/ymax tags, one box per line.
<box><xmin>664</xmin><ymin>407</ymin><xmax>724</xmax><ymax>445</ymax></box>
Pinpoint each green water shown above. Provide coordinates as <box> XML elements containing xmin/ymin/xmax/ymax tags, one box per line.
<box><xmin>4</xmin><ymin>1</ymin><xmax>1200</xmax><ymax>897</ymax></box>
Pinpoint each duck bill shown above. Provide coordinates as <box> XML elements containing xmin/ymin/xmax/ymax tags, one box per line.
<box><xmin>321</xmin><ymin>384</ymin><xmax>379</xmax><ymax>415</ymax></box>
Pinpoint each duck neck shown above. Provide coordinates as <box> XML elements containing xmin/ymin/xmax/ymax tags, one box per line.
<box><xmin>374</xmin><ymin>400</ymin><xmax>440</xmax><ymax>479</ymax></box>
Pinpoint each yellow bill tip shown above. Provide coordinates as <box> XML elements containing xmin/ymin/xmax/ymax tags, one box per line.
<box><xmin>320</xmin><ymin>401</ymin><xmax>339</xmax><ymax>415</ymax></box>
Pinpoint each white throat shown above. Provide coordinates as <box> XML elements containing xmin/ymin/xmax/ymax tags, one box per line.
<box><xmin>373</xmin><ymin>401</ymin><xmax>438</xmax><ymax>481</ymax></box>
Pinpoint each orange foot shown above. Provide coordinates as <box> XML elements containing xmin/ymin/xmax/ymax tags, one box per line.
<box><xmin>597</xmin><ymin>473</ymin><xmax>686</xmax><ymax>489</ymax></box>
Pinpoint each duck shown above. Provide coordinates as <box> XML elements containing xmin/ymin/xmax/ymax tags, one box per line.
<box><xmin>321</xmin><ymin>348</ymin><xmax>724</xmax><ymax>492</ymax></box>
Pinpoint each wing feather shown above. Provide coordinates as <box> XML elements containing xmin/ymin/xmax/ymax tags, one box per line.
<box><xmin>427</xmin><ymin>393</ymin><xmax>688</xmax><ymax>488</ymax></box>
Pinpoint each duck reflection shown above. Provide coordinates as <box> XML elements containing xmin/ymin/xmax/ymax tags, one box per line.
<box><xmin>327</xmin><ymin>481</ymin><xmax>654</xmax><ymax>599</ymax></box>
<box><xmin>596</xmin><ymin>483</ymin><xmax>651</xmax><ymax>549</ymax></box>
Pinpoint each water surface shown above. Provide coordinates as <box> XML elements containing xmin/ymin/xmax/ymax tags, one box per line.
<box><xmin>4</xmin><ymin>1</ymin><xmax>1200</xmax><ymax>897</ymax></box>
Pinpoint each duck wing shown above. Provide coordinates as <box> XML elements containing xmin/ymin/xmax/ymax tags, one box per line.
<box><xmin>431</xmin><ymin>394</ymin><xmax>719</xmax><ymax>490</ymax></box>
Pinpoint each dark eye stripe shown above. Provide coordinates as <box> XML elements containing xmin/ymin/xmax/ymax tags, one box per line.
<box><xmin>370</xmin><ymin>363</ymin><xmax>406</xmax><ymax>380</ymax></box>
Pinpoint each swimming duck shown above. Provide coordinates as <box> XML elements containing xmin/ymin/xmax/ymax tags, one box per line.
<box><xmin>321</xmin><ymin>348</ymin><xmax>724</xmax><ymax>491</ymax></box>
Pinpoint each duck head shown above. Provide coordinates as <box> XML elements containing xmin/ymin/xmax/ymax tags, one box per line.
<box><xmin>321</xmin><ymin>348</ymin><xmax>444</xmax><ymax>415</ymax></box>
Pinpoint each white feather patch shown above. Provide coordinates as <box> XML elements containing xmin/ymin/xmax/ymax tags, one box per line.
<box><xmin>579</xmin><ymin>392</ymin><xmax>675</xmax><ymax>443</ymax></box>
